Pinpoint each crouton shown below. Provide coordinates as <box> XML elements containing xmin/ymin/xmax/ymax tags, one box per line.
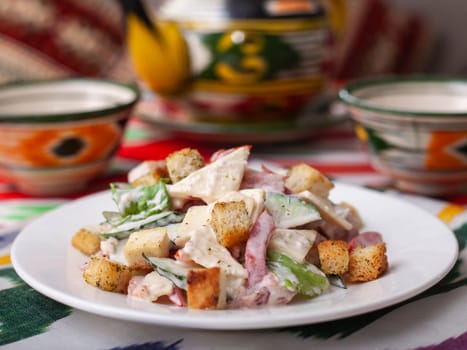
<box><xmin>285</xmin><ymin>163</ymin><xmax>334</xmax><ymax>197</ymax></box>
<box><xmin>165</xmin><ymin>148</ymin><xmax>205</xmax><ymax>183</ymax></box>
<box><xmin>71</xmin><ymin>228</ymin><xmax>102</xmax><ymax>256</ymax></box>
<box><xmin>348</xmin><ymin>243</ymin><xmax>388</xmax><ymax>282</ymax></box>
<box><xmin>83</xmin><ymin>256</ymin><xmax>131</xmax><ymax>293</ymax></box>
<box><xmin>209</xmin><ymin>200</ymin><xmax>251</xmax><ymax>248</ymax></box>
<box><xmin>128</xmin><ymin>160</ymin><xmax>168</xmax><ymax>187</ymax></box>
<box><xmin>123</xmin><ymin>227</ymin><xmax>171</xmax><ymax>270</ymax></box>
<box><xmin>187</xmin><ymin>267</ymin><xmax>224</xmax><ymax>309</ymax></box>
<box><xmin>218</xmin><ymin>189</ymin><xmax>265</xmax><ymax>225</ymax></box>
<box><xmin>317</xmin><ymin>240</ymin><xmax>349</xmax><ymax>275</ymax></box>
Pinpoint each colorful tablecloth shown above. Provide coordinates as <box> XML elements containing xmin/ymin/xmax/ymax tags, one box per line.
<box><xmin>1</xmin><ymin>115</ymin><xmax>466</xmax><ymax>350</ymax></box>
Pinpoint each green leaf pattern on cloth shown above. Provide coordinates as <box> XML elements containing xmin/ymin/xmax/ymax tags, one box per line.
<box><xmin>0</xmin><ymin>202</ymin><xmax>62</xmax><ymax>224</ymax></box>
<box><xmin>0</xmin><ymin>268</ymin><xmax>72</xmax><ymax>345</ymax></box>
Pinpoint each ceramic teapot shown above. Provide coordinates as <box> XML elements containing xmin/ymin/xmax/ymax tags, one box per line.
<box><xmin>120</xmin><ymin>0</ymin><xmax>345</xmax><ymax>123</ymax></box>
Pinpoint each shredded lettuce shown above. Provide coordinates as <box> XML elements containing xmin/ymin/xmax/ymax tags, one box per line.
<box><xmin>111</xmin><ymin>181</ymin><xmax>170</xmax><ymax>217</ymax></box>
<box><xmin>100</xmin><ymin>181</ymin><xmax>184</xmax><ymax>239</ymax></box>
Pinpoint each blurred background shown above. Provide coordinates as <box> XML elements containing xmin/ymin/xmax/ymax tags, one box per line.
<box><xmin>0</xmin><ymin>0</ymin><xmax>134</xmax><ymax>84</ymax></box>
<box><xmin>0</xmin><ymin>0</ymin><xmax>466</xmax><ymax>86</ymax></box>
<box><xmin>390</xmin><ymin>0</ymin><xmax>467</xmax><ymax>76</ymax></box>
<box><xmin>331</xmin><ymin>0</ymin><xmax>467</xmax><ymax>81</ymax></box>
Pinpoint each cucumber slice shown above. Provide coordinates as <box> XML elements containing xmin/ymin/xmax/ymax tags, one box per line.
<box><xmin>267</xmin><ymin>251</ymin><xmax>329</xmax><ymax>297</ymax></box>
<box><xmin>265</xmin><ymin>191</ymin><xmax>321</xmax><ymax>228</ymax></box>
<box><xmin>143</xmin><ymin>255</ymin><xmax>191</xmax><ymax>289</ymax></box>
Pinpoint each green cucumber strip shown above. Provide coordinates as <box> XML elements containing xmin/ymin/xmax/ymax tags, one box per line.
<box><xmin>100</xmin><ymin>211</ymin><xmax>184</xmax><ymax>239</ymax></box>
<box><xmin>267</xmin><ymin>250</ymin><xmax>329</xmax><ymax>297</ymax></box>
<box><xmin>265</xmin><ymin>192</ymin><xmax>321</xmax><ymax>228</ymax></box>
<box><xmin>143</xmin><ymin>254</ymin><xmax>191</xmax><ymax>289</ymax></box>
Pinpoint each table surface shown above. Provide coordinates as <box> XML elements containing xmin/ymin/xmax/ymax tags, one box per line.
<box><xmin>1</xmin><ymin>113</ymin><xmax>466</xmax><ymax>350</ymax></box>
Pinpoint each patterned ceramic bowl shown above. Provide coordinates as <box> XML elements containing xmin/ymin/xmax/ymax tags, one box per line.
<box><xmin>339</xmin><ymin>76</ymin><xmax>467</xmax><ymax>196</ymax></box>
<box><xmin>0</xmin><ymin>78</ymin><xmax>139</xmax><ymax>196</ymax></box>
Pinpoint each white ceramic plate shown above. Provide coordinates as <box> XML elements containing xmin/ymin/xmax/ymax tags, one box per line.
<box><xmin>11</xmin><ymin>183</ymin><xmax>458</xmax><ymax>330</ymax></box>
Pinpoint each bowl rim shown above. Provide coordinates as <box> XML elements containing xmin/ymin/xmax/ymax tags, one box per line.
<box><xmin>338</xmin><ymin>75</ymin><xmax>467</xmax><ymax>118</ymax></box>
<box><xmin>0</xmin><ymin>77</ymin><xmax>141</xmax><ymax>123</ymax></box>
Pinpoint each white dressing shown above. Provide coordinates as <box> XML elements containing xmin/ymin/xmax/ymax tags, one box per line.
<box><xmin>168</xmin><ymin>147</ymin><xmax>249</xmax><ymax>203</ymax></box>
<box><xmin>183</xmin><ymin>225</ymin><xmax>248</xmax><ymax>279</ymax></box>
<box><xmin>268</xmin><ymin>229</ymin><xmax>317</xmax><ymax>263</ymax></box>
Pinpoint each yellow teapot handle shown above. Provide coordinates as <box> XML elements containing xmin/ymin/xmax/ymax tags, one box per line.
<box><xmin>322</xmin><ymin>0</ymin><xmax>347</xmax><ymax>36</ymax></box>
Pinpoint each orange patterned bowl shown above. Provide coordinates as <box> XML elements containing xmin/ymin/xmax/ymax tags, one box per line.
<box><xmin>0</xmin><ymin>78</ymin><xmax>140</xmax><ymax>195</ymax></box>
<box><xmin>339</xmin><ymin>76</ymin><xmax>467</xmax><ymax>196</ymax></box>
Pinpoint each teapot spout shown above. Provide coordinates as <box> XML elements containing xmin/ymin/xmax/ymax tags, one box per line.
<box><xmin>118</xmin><ymin>0</ymin><xmax>190</xmax><ymax>95</ymax></box>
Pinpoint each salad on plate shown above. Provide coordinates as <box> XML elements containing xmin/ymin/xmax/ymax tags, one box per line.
<box><xmin>71</xmin><ymin>145</ymin><xmax>388</xmax><ymax>310</ymax></box>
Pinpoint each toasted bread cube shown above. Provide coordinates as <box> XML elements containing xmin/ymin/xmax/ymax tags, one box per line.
<box><xmin>83</xmin><ymin>256</ymin><xmax>131</xmax><ymax>293</ymax></box>
<box><xmin>187</xmin><ymin>267</ymin><xmax>224</xmax><ymax>309</ymax></box>
<box><xmin>123</xmin><ymin>227</ymin><xmax>170</xmax><ymax>270</ymax></box>
<box><xmin>166</xmin><ymin>148</ymin><xmax>205</xmax><ymax>183</ymax></box>
<box><xmin>71</xmin><ymin>228</ymin><xmax>102</xmax><ymax>256</ymax></box>
<box><xmin>285</xmin><ymin>163</ymin><xmax>334</xmax><ymax>197</ymax></box>
<box><xmin>318</xmin><ymin>240</ymin><xmax>349</xmax><ymax>275</ymax></box>
<box><xmin>209</xmin><ymin>200</ymin><xmax>250</xmax><ymax>248</ymax></box>
<box><xmin>218</xmin><ymin>189</ymin><xmax>265</xmax><ymax>226</ymax></box>
<box><xmin>348</xmin><ymin>243</ymin><xmax>388</xmax><ymax>282</ymax></box>
<box><xmin>128</xmin><ymin>160</ymin><xmax>168</xmax><ymax>187</ymax></box>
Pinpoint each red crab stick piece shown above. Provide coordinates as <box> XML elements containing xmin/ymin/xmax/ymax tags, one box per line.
<box><xmin>245</xmin><ymin>210</ymin><xmax>275</xmax><ymax>288</ymax></box>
